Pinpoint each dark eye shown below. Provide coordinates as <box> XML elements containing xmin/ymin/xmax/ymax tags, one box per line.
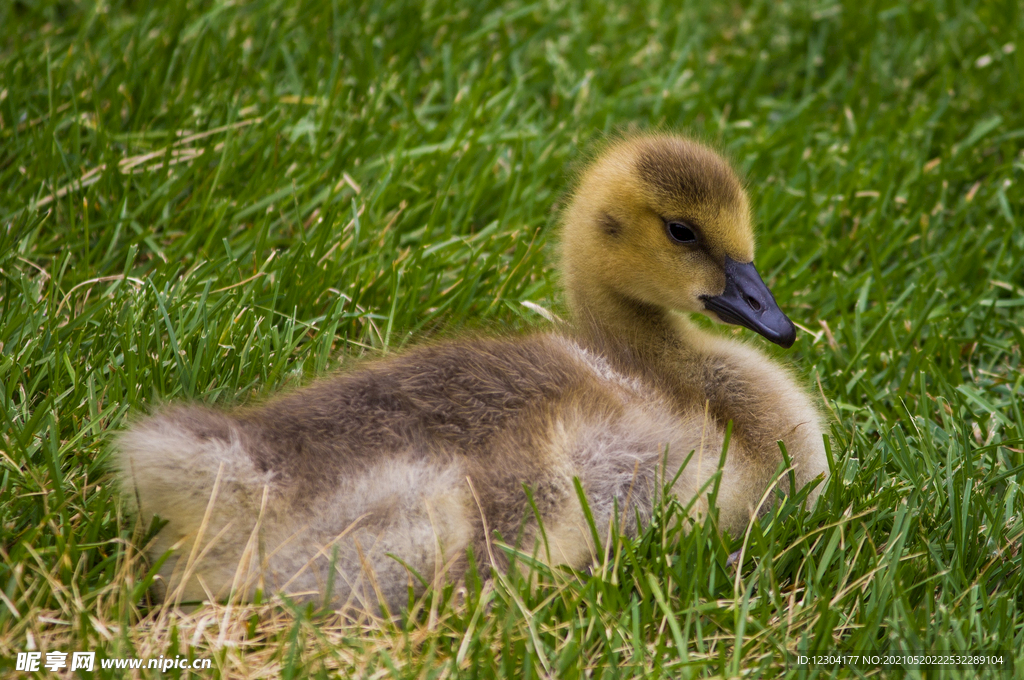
<box><xmin>667</xmin><ymin>221</ymin><xmax>698</xmax><ymax>244</ymax></box>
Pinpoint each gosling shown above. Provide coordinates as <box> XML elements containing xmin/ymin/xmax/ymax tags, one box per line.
<box><xmin>116</xmin><ymin>133</ymin><xmax>828</xmax><ymax>613</ymax></box>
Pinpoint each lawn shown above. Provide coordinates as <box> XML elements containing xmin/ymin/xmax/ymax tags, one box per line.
<box><xmin>1</xmin><ymin>0</ymin><xmax>1023</xmax><ymax>677</ymax></box>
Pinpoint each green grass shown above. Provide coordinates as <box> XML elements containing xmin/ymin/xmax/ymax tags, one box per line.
<box><xmin>2</xmin><ymin>0</ymin><xmax>1023</xmax><ymax>677</ymax></box>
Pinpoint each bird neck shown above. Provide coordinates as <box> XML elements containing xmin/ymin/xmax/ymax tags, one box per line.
<box><xmin>565</xmin><ymin>280</ymin><xmax>684</xmax><ymax>362</ymax></box>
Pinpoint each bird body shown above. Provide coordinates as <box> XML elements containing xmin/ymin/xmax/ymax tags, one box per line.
<box><xmin>117</xmin><ymin>133</ymin><xmax>828</xmax><ymax>613</ymax></box>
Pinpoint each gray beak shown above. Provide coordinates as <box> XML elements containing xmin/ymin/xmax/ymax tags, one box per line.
<box><xmin>700</xmin><ymin>256</ymin><xmax>797</xmax><ymax>348</ymax></box>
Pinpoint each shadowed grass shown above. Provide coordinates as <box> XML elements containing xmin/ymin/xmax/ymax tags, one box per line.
<box><xmin>1</xmin><ymin>0</ymin><xmax>1023</xmax><ymax>677</ymax></box>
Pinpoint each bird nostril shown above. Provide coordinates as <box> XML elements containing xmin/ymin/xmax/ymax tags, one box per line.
<box><xmin>746</xmin><ymin>295</ymin><xmax>761</xmax><ymax>312</ymax></box>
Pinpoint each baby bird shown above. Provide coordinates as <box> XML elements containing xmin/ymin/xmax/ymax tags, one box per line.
<box><xmin>116</xmin><ymin>133</ymin><xmax>828</xmax><ymax>613</ymax></box>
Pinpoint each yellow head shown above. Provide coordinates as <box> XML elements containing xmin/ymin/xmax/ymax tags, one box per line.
<box><xmin>560</xmin><ymin>133</ymin><xmax>795</xmax><ymax>347</ymax></box>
